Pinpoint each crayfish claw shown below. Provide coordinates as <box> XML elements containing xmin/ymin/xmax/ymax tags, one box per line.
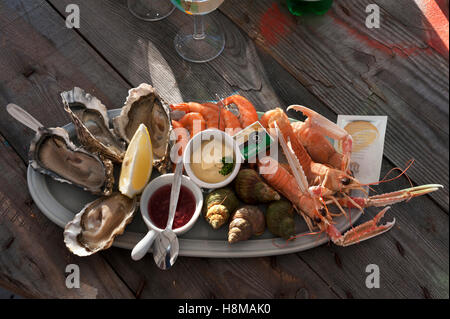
<box><xmin>334</xmin><ymin>207</ymin><xmax>395</xmax><ymax>247</ymax></box>
<box><xmin>367</xmin><ymin>184</ymin><xmax>443</xmax><ymax>207</ymax></box>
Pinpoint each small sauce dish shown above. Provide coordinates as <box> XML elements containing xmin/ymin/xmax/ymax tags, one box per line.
<box><xmin>183</xmin><ymin>129</ymin><xmax>242</xmax><ymax>189</ymax></box>
<box><xmin>131</xmin><ymin>174</ymin><xmax>203</xmax><ymax>261</ymax></box>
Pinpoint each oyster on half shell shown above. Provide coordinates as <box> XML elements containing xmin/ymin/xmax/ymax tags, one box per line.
<box><xmin>30</xmin><ymin>127</ymin><xmax>114</xmax><ymax>196</ymax></box>
<box><xmin>61</xmin><ymin>87</ymin><xmax>126</xmax><ymax>162</ymax></box>
<box><xmin>113</xmin><ymin>84</ymin><xmax>172</xmax><ymax>173</ymax></box>
<box><xmin>64</xmin><ymin>193</ymin><xmax>137</xmax><ymax>256</ymax></box>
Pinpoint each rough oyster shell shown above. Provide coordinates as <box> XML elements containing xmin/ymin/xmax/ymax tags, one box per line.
<box><xmin>29</xmin><ymin>127</ymin><xmax>114</xmax><ymax>196</ymax></box>
<box><xmin>64</xmin><ymin>193</ymin><xmax>137</xmax><ymax>256</ymax></box>
<box><xmin>61</xmin><ymin>87</ymin><xmax>126</xmax><ymax>162</ymax></box>
<box><xmin>113</xmin><ymin>84</ymin><xmax>172</xmax><ymax>173</ymax></box>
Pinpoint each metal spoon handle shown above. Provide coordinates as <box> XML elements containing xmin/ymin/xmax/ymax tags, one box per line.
<box><xmin>6</xmin><ymin>103</ymin><xmax>43</xmax><ymax>133</ymax></box>
<box><xmin>167</xmin><ymin>158</ymin><xmax>183</xmax><ymax>230</ymax></box>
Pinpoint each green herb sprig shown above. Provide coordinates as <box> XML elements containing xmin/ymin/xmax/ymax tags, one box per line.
<box><xmin>219</xmin><ymin>156</ymin><xmax>235</xmax><ymax>176</ymax></box>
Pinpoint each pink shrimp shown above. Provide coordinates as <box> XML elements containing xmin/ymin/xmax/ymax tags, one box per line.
<box><xmin>171</xmin><ymin>120</ymin><xmax>189</xmax><ymax>156</ymax></box>
<box><xmin>220</xmin><ymin>95</ymin><xmax>259</xmax><ymax>128</ymax></box>
<box><xmin>171</xmin><ymin>102</ymin><xmax>222</xmax><ymax>129</ymax></box>
<box><xmin>179</xmin><ymin>112</ymin><xmax>206</xmax><ymax>138</ymax></box>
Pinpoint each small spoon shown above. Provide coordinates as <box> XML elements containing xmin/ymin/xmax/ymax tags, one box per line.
<box><xmin>152</xmin><ymin>157</ymin><xmax>183</xmax><ymax>270</ymax></box>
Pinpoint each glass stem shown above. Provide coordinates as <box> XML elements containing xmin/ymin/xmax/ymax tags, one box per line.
<box><xmin>145</xmin><ymin>0</ymin><xmax>153</xmax><ymax>11</ymax></box>
<box><xmin>193</xmin><ymin>15</ymin><xmax>206</xmax><ymax>40</ymax></box>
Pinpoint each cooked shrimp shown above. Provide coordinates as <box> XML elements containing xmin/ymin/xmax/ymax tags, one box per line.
<box><xmin>203</xmin><ymin>101</ymin><xmax>242</xmax><ymax>133</ymax></box>
<box><xmin>221</xmin><ymin>108</ymin><xmax>242</xmax><ymax>135</ymax></box>
<box><xmin>171</xmin><ymin>120</ymin><xmax>189</xmax><ymax>156</ymax></box>
<box><xmin>200</xmin><ymin>102</ymin><xmax>226</xmax><ymax>130</ymax></box>
<box><xmin>220</xmin><ymin>95</ymin><xmax>258</xmax><ymax>128</ymax></box>
<box><xmin>179</xmin><ymin>112</ymin><xmax>206</xmax><ymax>138</ymax></box>
<box><xmin>171</xmin><ymin>102</ymin><xmax>222</xmax><ymax>129</ymax></box>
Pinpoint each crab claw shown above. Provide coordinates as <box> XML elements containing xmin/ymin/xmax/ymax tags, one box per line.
<box><xmin>329</xmin><ymin>207</ymin><xmax>395</xmax><ymax>247</ymax></box>
<box><xmin>339</xmin><ymin>184</ymin><xmax>444</xmax><ymax>208</ymax></box>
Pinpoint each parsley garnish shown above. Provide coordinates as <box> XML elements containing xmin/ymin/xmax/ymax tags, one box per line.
<box><xmin>219</xmin><ymin>156</ymin><xmax>234</xmax><ymax>176</ymax></box>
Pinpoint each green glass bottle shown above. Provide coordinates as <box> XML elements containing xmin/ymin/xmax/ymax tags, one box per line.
<box><xmin>287</xmin><ymin>0</ymin><xmax>333</xmax><ymax>16</ymax></box>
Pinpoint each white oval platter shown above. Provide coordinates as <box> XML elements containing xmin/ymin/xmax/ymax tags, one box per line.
<box><xmin>27</xmin><ymin>110</ymin><xmax>362</xmax><ymax>258</ymax></box>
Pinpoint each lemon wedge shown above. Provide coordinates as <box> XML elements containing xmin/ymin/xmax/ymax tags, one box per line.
<box><xmin>119</xmin><ymin>124</ymin><xmax>153</xmax><ymax>198</ymax></box>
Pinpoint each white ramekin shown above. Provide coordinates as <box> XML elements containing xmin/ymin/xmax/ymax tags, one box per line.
<box><xmin>183</xmin><ymin>129</ymin><xmax>242</xmax><ymax>189</ymax></box>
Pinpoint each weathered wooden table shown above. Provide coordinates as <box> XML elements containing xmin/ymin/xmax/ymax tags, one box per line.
<box><xmin>0</xmin><ymin>0</ymin><xmax>448</xmax><ymax>299</ymax></box>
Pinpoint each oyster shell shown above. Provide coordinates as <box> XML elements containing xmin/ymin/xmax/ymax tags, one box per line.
<box><xmin>61</xmin><ymin>87</ymin><xmax>126</xmax><ymax>162</ymax></box>
<box><xmin>64</xmin><ymin>193</ymin><xmax>137</xmax><ymax>256</ymax></box>
<box><xmin>30</xmin><ymin>127</ymin><xmax>114</xmax><ymax>196</ymax></box>
<box><xmin>113</xmin><ymin>84</ymin><xmax>172</xmax><ymax>173</ymax></box>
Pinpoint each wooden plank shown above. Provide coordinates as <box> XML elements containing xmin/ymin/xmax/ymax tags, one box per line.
<box><xmin>0</xmin><ymin>131</ymin><xmax>134</xmax><ymax>298</ymax></box>
<box><xmin>219</xmin><ymin>0</ymin><xmax>449</xmax><ymax>210</ymax></box>
<box><xmin>0</xmin><ymin>0</ymin><xmax>45</xmax><ymax>29</ymax></box>
<box><xmin>0</xmin><ymin>1</ymin><xmax>139</xmax><ymax>298</ymax></box>
<box><xmin>46</xmin><ymin>0</ymin><xmax>282</xmax><ymax>108</ymax></box>
<box><xmin>103</xmin><ymin>249</ymin><xmax>340</xmax><ymax>299</ymax></box>
<box><xmin>0</xmin><ymin>286</ymin><xmax>22</xmax><ymax>299</ymax></box>
<box><xmin>295</xmin><ymin>160</ymin><xmax>449</xmax><ymax>299</ymax></box>
<box><xmin>0</xmin><ymin>0</ymin><xmax>130</xmax><ymax>161</ymax></box>
<box><xmin>379</xmin><ymin>0</ymin><xmax>449</xmax><ymax>57</ymax></box>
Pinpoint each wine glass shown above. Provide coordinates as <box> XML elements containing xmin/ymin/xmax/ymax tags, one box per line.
<box><xmin>128</xmin><ymin>0</ymin><xmax>175</xmax><ymax>21</ymax></box>
<box><xmin>171</xmin><ymin>0</ymin><xmax>226</xmax><ymax>63</ymax></box>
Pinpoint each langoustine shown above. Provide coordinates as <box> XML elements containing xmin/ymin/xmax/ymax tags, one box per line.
<box><xmin>288</xmin><ymin>105</ymin><xmax>351</xmax><ymax>172</ymax></box>
<box><xmin>258</xmin><ymin>156</ymin><xmax>441</xmax><ymax>246</ymax></box>
<box><xmin>291</xmin><ymin>121</ymin><xmax>345</xmax><ymax>171</ymax></box>
<box><xmin>261</xmin><ymin>108</ymin><xmax>356</xmax><ymax>196</ymax></box>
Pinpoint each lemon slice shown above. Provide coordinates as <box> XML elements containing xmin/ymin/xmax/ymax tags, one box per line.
<box><xmin>119</xmin><ymin>124</ymin><xmax>153</xmax><ymax>198</ymax></box>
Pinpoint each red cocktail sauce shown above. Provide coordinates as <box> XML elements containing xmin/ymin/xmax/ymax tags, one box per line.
<box><xmin>148</xmin><ymin>184</ymin><xmax>196</xmax><ymax>229</ymax></box>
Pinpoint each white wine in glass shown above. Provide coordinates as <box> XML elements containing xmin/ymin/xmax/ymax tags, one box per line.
<box><xmin>172</xmin><ymin>0</ymin><xmax>224</xmax><ymax>14</ymax></box>
<box><xmin>128</xmin><ymin>0</ymin><xmax>175</xmax><ymax>21</ymax></box>
<box><xmin>171</xmin><ymin>0</ymin><xmax>226</xmax><ymax>63</ymax></box>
